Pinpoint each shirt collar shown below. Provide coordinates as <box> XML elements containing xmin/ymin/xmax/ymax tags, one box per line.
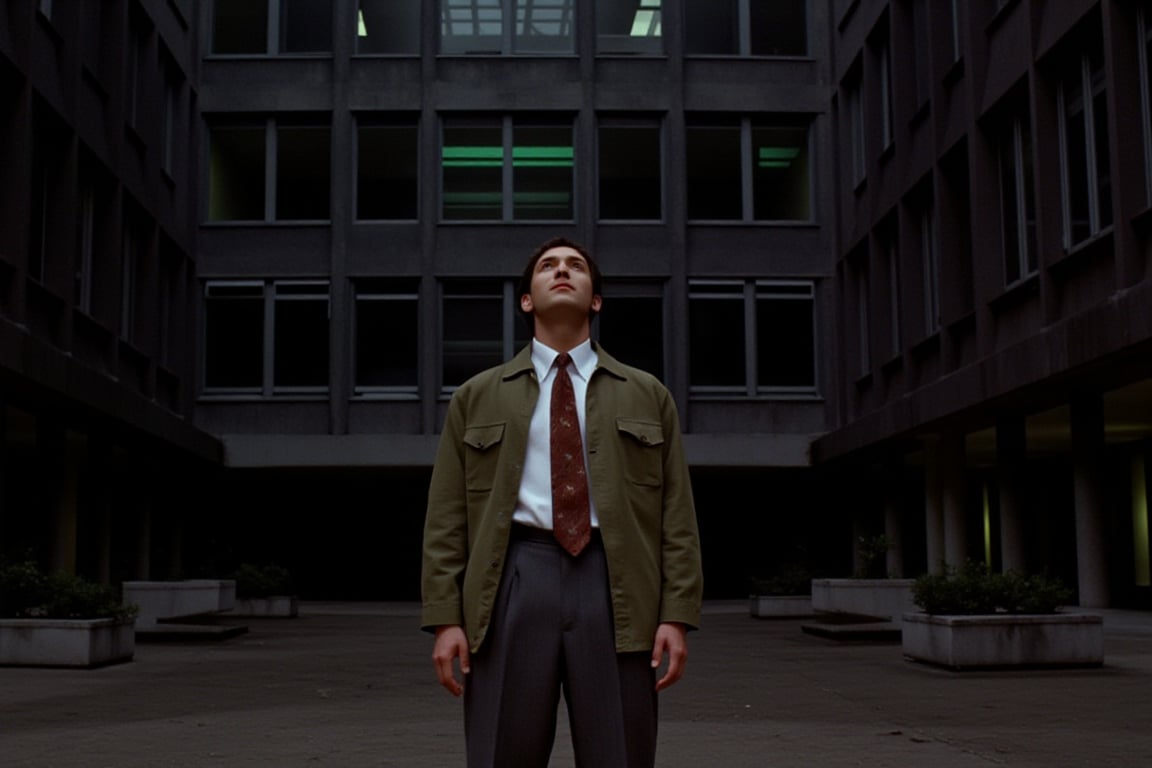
<box><xmin>531</xmin><ymin>338</ymin><xmax>597</xmax><ymax>382</ymax></box>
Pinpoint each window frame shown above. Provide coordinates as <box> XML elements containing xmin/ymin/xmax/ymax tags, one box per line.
<box><xmin>1057</xmin><ymin>45</ymin><xmax>1112</xmax><ymax>249</ymax></box>
<box><xmin>353</xmin><ymin>279</ymin><xmax>421</xmax><ymax>397</ymax></box>
<box><xmin>439</xmin><ymin>0</ymin><xmax>577</xmax><ymax>56</ymax></box>
<box><xmin>439</xmin><ymin>278</ymin><xmax>530</xmax><ymax>394</ymax></box>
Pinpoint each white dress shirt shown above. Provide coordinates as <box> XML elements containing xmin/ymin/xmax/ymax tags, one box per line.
<box><xmin>512</xmin><ymin>338</ymin><xmax>600</xmax><ymax>530</ymax></box>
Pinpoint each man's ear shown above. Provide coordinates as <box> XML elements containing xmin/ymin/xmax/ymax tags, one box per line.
<box><xmin>520</xmin><ymin>293</ymin><xmax>534</xmax><ymax>314</ymax></box>
<box><xmin>591</xmin><ymin>294</ymin><xmax>603</xmax><ymax>313</ymax></box>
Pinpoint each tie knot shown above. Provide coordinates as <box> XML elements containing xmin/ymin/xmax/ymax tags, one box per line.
<box><xmin>555</xmin><ymin>353</ymin><xmax>571</xmax><ymax>370</ymax></box>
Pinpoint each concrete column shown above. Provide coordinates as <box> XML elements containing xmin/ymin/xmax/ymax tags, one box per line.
<box><xmin>41</xmin><ymin>422</ymin><xmax>82</xmax><ymax>575</ymax></box>
<box><xmin>135</xmin><ymin>481</ymin><xmax>153</xmax><ymax>580</ymax></box>
<box><xmin>1071</xmin><ymin>394</ymin><xmax>1109</xmax><ymax>608</ymax></box>
<box><xmin>883</xmin><ymin>459</ymin><xmax>904</xmax><ymax>578</ymax></box>
<box><xmin>996</xmin><ymin>414</ymin><xmax>1027</xmax><ymax>572</ymax></box>
<box><xmin>940</xmin><ymin>431</ymin><xmax>968</xmax><ymax>569</ymax></box>
<box><xmin>923</xmin><ymin>436</ymin><xmax>945</xmax><ymax>572</ymax></box>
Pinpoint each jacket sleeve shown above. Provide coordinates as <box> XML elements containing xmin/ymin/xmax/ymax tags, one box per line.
<box><xmin>420</xmin><ymin>392</ymin><xmax>470</xmax><ymax>631</ymax></box>
<box><xmin>656</xmin><ymin>385</ymin><xmax>704</xmax><ymax>629</ymax></box>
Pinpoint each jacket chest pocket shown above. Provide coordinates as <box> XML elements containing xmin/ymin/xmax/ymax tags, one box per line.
<box><xmin>615</xmin><ymin>418</ymin><xmax>664</xmax><ymax>487</ymax></box>
<box><xmin>462</xmin><ymin>423</ymin><xmax>506</xmax><ymax>492</ymax></box>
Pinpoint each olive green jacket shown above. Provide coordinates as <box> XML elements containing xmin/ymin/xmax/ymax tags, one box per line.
<box><xmin>421</xmin><ymin>342</ymin><xmax>703</xmax><ymax>653</ymax></box>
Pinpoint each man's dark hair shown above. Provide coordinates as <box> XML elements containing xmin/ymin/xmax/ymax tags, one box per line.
<box><xmin>517</xmin><ymin>236</ymin><xmax>603</xmax><ymax>324</ymax></box>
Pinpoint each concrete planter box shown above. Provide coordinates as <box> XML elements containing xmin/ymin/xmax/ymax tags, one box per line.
<box><xmin>901</xmin><ymin>612</ymin><xmax>1104</xmax><ymax>670</ymax></box>
<box><xmin>231</xmin><ymin>596</ymin><xmax>299</xmax><ymax>618</ymax></box>
<box><xmin>749</xmin><ymin>595</ymin><xmax>813</xmax><ymax>618</ymax></box>
<box><xmin>811</xmin><ymin>578</ymin><xmax>916</xmax><ymax>621</ymax></box>
<box><xmin>0</xmin><ymin>617</ymin><xmax>135</xmax><ymax>668</ymax></box>
<box><xmin>122</xmin><ymin>579</ymin><xmax>237</xmax><ymax>628</ymax></box>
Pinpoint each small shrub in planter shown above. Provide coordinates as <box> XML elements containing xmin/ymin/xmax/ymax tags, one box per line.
<box><xmin>0</xmin><ymin>558</ymin><xmax>136</xmax><ymax>621</ymax></box>
<box><xmin>912</xmin><ymin>560</ymin><xmax>1074</xmax><ymax>615</ymax></box>
<box><xmin>750</xmin><ymin>564</ymin><xmax>813</xmax><ymax>597</ymax></box>
<box><xmin>231</xmin><ymin>563</ymin><xmax>293</xmax><ymax>599</ymax></box>
<box><xmin>855</xmin><ymin>534</ymin><xmax>890</xmax><ymax>579</ymax></box>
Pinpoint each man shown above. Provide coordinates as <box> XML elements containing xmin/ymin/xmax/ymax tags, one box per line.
<box><xmin>422</xmin><ymin>236</ymin><xmax>703</xmax><ymax>767</ymax></box>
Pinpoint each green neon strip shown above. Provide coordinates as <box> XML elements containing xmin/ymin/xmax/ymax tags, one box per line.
<box><xmin>443</xmin><ymin>160</ymin><xmax>503</xmax><ymax>167</ymax></box>
<box><xmin>512</xmin><ymin>147</ymin><xmax>573</xmax><ymax>160</ymax></box>
<box><xmin>758</xmin><ymin>146</ymin><xmax>801</xmax><ymax>160</ymax></box>
<box><xmin>443</xmin><ymin>146</ymin><xmax>503</xmax><ymax>160</ymax></box>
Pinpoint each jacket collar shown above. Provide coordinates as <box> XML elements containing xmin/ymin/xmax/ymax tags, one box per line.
<box><xmin>500</xmin><ymin>340</ymin><xmax>629</xmax><ymax>382</ymax></box>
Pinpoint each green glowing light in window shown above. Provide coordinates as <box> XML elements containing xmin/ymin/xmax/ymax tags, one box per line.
<box><xmin>442</xmin><ymin>146</ymin><xmax>573</xmax><ymax>167</ymax></box>
<box><xmin>758</xmin><ymin>146</ymin><xmax>801</xmax><ymax>168</ymax></box>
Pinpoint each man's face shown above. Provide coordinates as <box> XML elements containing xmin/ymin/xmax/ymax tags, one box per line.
<box><xmin>520</xmin><ymin>246</ymin><xmax>602</xmax><ymax>322</ymax></box>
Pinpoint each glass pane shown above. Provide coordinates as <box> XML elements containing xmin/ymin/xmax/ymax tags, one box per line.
<box><xmin>443</xmin><ymin>121</ymin><xmax>503</xmax><ymax>220</ymax></box>
<box><xmin>514</xmin><ymin>0</ymin><xmax>574</xmax><ymax>53</ymax></box>
<box><xmin>999</xmin><ymin>124</ymin><xmax>1021</xmax><ymax>283</ymax></box>
<box><xmin>513</xmin><ymin>123</ymin><xmax>573</xmax><ymax>220</ymax></box>
<box><xmin>752</xmin><ymin>123</ymin><xmax>809</xmax><ymax>220</ymax></box>
<box><xmin>282</xmin><ymin>0</ymin><xmax>332</xmax><ymax>53</ymax></box>
<box><xmin>1021</xmin><ymin>120</ymin><xmax>1037</xmax><ymax>274</ymax></box>
<box><xmin>277</xmin><ymin>125</ymin><xmax>331</xmax><ymax>220</ymax></box>
<box><xmin>686</xmin><ymin>123</ymin><xmax>741</xmax><ymax>219</ymax></box>
<box><xmin>689</xmin><ymin>296</ymin><xmax>745</xmax><ymax>387</ymax></box>
<box><xmin>685</xmin><ymin>0</ymin><xmax>737</xmax><ymax>55</ymax></box>
<box><xmin>598</xmin><ymin>296</ymin><xmax>663</xmax><ymax>378</ymax></box>
<box><xmin>441</xmin><ymin>0</ymin><xmax>503</xmax><ymax>54</ymax></box>
<box><xmin>205</xmin><ymin>292</ymin><xmax>264</xmax><ymax>388</ymax></box>
<box><xmin>443</xmin><ymin>286</ymin><xmax>503</xmax><ymax>387</ymax></box>
<box><xmin>757</xmin><ymin>296</ymin><xmax>814</xmax><ymax>388</ymax></box>
<box><xmin>358</xmin><ymin>123</ymin><xmax>418</xmax><ymax>220</ymax></box>
<box><xmin>1064</xmin><ymin>74</ymin><xmax>1091</xmax><ymax>245</ymax></box>
<box><xmin>1090</xmin><ymin>57</ymin><xmax>1112</xmax><ymax>231</ymax></box>
<box><xmin>209</xmin><ymin>125</ymin><xmax>265</xmax><ymax>221</ymax></box>
<box><xmin>356</xmin><ymin>297</ymin><xmax>418</xmax><ymax>387</ymax></box>
<box><xmin>597</xmin><ymin>0</ymin><xmax>662</xmax><ymax>54</ymax></box>
<box><xmin>212</xmin><ymin>0</ymin><xmax>268</xmax><ymax>54</ymax></box>
<box><xmin>357</xmin><ymin>0</ymin><xmax>421</xmax><ymax>54</ymax></box>
<box><xmin>749</xmin><ymin>0</ymin><xmax>806</xmax><ymax>56</ymax></box>
<box><xmin>599</xmin><ymin>124</ymin><xmax>661</xmax><ymax>220</ymax></box>
<box><xmin>274</xmin><ymin>297</ymin><xmax>329</xmax><ymax>387</ymax></box>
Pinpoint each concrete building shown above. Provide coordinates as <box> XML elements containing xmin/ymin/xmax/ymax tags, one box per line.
<box><xmin>1</xmin><ymin>0</ymin><xmax>1149</xmax><ymax>606</ymax></box>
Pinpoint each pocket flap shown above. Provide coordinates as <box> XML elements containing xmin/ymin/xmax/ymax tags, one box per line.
<box><xmin>616</xmin><ymin>418</ymin><xmax>664</xmax><ymax>447</ymax></box>
<box><xmin>463</xmin><ymin>423</ymin><xmax>506</xmax><ymax>451</ymax></box>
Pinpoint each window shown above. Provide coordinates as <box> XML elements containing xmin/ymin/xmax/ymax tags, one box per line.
<box><xmin>440</xmin><ymin>0</ymin><xmax>575</xmax><ymax>55</ymax></box>
<box><xmin>845</xmin><ymin>67</ymin><xmax>866</xmax><ymax>186</ymax></box>
<box><xmin>1058</xmin><ymin>43</ymin><xmax>1112</xmax><ymax>248</ymax></box>
<box><xmin>211</xmin><ymin>0</ymin><xmax>332</xmax><ymax>55</ymax></box>
<box><xmin>598</xmin><ymin>119</ymin><xmax>662</xmax><ymax>220</ymax></box>
<box><xmin>686</xmin><ymin>116</ymin><xmax>810</xmax><ymax>221</ymax></box>
<box><xmin>915</xmin><ymin>193</ymin><xmax>940</xmax><ymax>335</ymax></box>
<box><xmin>441</xmin><ymin>279</ymin><xmax>530</xmax><ymax>390</ymax></box>
<box><xmin>596</xmin><ymin>286</ymin><xmax>664</xmax><ymax>378</ymax></box>
<box><xmin>29</xmin><ymin>101</ymin><xmax>68</xmax><ymax>285</ymax></box>
<box><xmin>874</xmin><ymin>29</ymin><xmax>894</xmax><ymax>152</ymax></box>
<box><xmin>998</xmin><ymin>111</ymin><xmax>1037</xmax><ymax>285</ymax></box>
<box><xmin>597</xmin><ymin>0</ymin><xmax>661</xmax><ymax>55</ymax></box>
<box><xmin>910</xmin><ymin>0</ymin><xmax>931</xmax><ymax>107</ymax></box>
<box><xmin>354</xmin><ymin>279</ymin><xmax>419</xmax><ymax>394</ymax></box>
<box><xmin>203</xmin><ymin>280</ymin><xmax>330</xmax><ymax>394</ymax></box>
<box><xmin>879</xmin><ymin>220</ymin><xmax>900</xmax><ymax>359</ymax></box>
<box><xmin>357</xmin><ymin>0</ymin><xmax>421</xmax><ymax>54</ymax></box>
<box><xmin>121</xmin><ymin>203</ymin><xmax>150</xmax><ymax>345</ymax></box>
<box><xmin>207</xmin><ymin>118</ymin><xmax>331</xmax><ymax>222</ymax></box>
<box><xmin>688</xmin><ymin>280</ymin><xmax>816</xmax><ymax>396</ymax></box>
<box><xmin>949</xmin><ymin>0</ymin><xmax>963</xmax><ymax>65</ymax></box>
<box><xmin>685</xmin><ymin>0</ymin><xmax>807</xmax><ymax>57</ymax></box>
<box><xmin>441</xmin><ymin>115</ymin><xmax>574</xmax><ymax>221</ymax></box>
<box><xmin>357</xmin><ymin>118</ymin><xmax>419</xmax><ymax>220</ymax></box>
<box><xmin>1142</xmin><ymin>9</ymin><xmax>1152</xmax><ymax>206</ymax></box>
<box><xmin>852</xmin><ymin>254</ymin><xmax>871</xmax><ymax>377</ymax></box>
<box><xmin>160</xmin><ymin>48</ymin><xmax>185</xmax><ymax>177</ymax></box>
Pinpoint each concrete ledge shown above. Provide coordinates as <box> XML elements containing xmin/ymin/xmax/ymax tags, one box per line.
<box><xmin>811</xmin><ymin>578</ymin><xmax>916</xmax><ymax>621</ymax></box>
<box><xmin>0</xmin><ymin>618</ymin><xmax>135</xmax><ymax>668</ymax></box>
<box><xmin>902</xmin><ymin>612</ymin><xmax>1105</xmax><ymax>670</ymax></box>
<box><xmin>749</xmin><ymin>595</ymin><xmax>816</xmax><ymax>619</ymax></box>
<box><xmin>123</xmin><ymin>580</ymin><xmax>237</xmax><ymax>629</ymax></box>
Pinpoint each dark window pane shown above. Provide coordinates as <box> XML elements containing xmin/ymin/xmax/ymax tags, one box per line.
<box><xmin>599</xmin><ymin>124</ymin><xmax>661</xmax><ymax>220</ymax></box>
<box><xmin>752</xmin><ymin>123</ymin><xmax>809</xmax><ymax>220</ymax></box>
<box><xmin>443</xmin><ymin>122</ymin><xmax>503</xmax><ymax>220</ymax></box>
<box><xmin>441</xmin><ymin>0</ymin><xmax>503</xmax><ymax>54</ymax></box>
<box><xmin>277</xmin><ymin>125</ymin><xmax>330</xmax><ymax>220</ymax></box>
<box><xmin>513</xmin><ymin>123</ymin><xmax>573</xmax><ymax>220</ymax></box>
<box><xmin>757</xmin><ymin>294</ymin><xmax>814</xmax><ymax>388</ymax></box>
<box><xmin>443</xmin><ymin>286</ymin><xmax>504</xmax><ymax>387</ymax></box>
<box><xmin>209</xmin><ymin>125</ymin><xmax>266</xmax><ymax>221</ymax></box>
<box><xmin>205</xmin><ymin>289</ymin><xmax>264</xmax><ymax>388</ymax></box>
<box><xmin>212</xmin><ymin>0</ymin><xmax>268</xmax><ymax>54</ymax></box>
<box><xmin>1064</xmin><ymin>73</ymin><xmax>1091</xmax><ymax>245</ymax></box>
<box><xmin>514</xmin><ymin>0</ymin><xmax>574</xmax><ymax>53</ymax></box>
<box><xmin>356</xmin><ymin>295</ymin><xmax>418</xmax><ymax>387</ymax></box>
<box><xmin>686</xmin><ymin>123</ymin><xmax>741</xmax><ymax>219</ymax></box>
<box><xmin>357</xmin><ymin>0</ymin><xmax>421</xmax><ymax>54</ymax></box>
<box><xmin>749</xmin><ymin>0</ymin><xmax>806</xmax><ymax>56</ymax></box>
<box><xmin>274</xmin><ymin>294</ymin><xmax>329</xmax><ymax>387</ymax></box>
<box><xmin>597</xmin><ymin>0</ymin><xmax>661</xmax><ymax>54</ymax></box>
<box><xmin>689</xmin><ymin>295</ymin><xmax>745</xmax><ymax>387</ymax></box>
<box><xmin>282</xmin><ymin>0</ymin><xmax>332</xmax><ymax>53</ymax></box>
<box><xmin>358</xmin><ymin>123</ymin><xmax>418</xmax><ymax>220</ymax></box>
<box><xmin>598</xmin><ymin>296</ymin><xmax>663</xmax><ymax>379</ymax></box>
<box><xmin>685</xmin><ymin>0</ymin><xmax>736</xmax><ymax>55</ymax></box>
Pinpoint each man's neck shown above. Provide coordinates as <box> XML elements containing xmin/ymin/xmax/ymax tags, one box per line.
<box><xmin>533</xmin><ymin>322</ymin><xmax>590</xmax><ymax>353</ymax></box>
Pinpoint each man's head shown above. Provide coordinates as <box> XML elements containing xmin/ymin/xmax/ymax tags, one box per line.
<box><xmin>518</xmin><ymin>237</ymin><xmax>603</xmax><ymax>330</ymax></box>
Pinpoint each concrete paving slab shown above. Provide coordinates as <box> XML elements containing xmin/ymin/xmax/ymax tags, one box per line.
<box><xmin>0</xmin><ymin>601</ymin><xmax>1149</xmax><ymax>767</ymax></box>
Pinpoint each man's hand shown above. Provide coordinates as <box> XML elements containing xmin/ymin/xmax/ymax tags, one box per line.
<box><xmin>432</xmin><ymin>624</ymin><xmax>470</xmax><ymax>696</ymax></box>
<box><xmin>651</xmin><ymin>622</ymin><xmax>688</xmax><ymax>692</ymax></box>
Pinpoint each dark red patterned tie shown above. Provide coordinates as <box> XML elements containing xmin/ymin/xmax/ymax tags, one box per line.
<box><xmin>551</xmin><ymin>353</ymin><xmax>591</xmax><ymax>556</ymax></box>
